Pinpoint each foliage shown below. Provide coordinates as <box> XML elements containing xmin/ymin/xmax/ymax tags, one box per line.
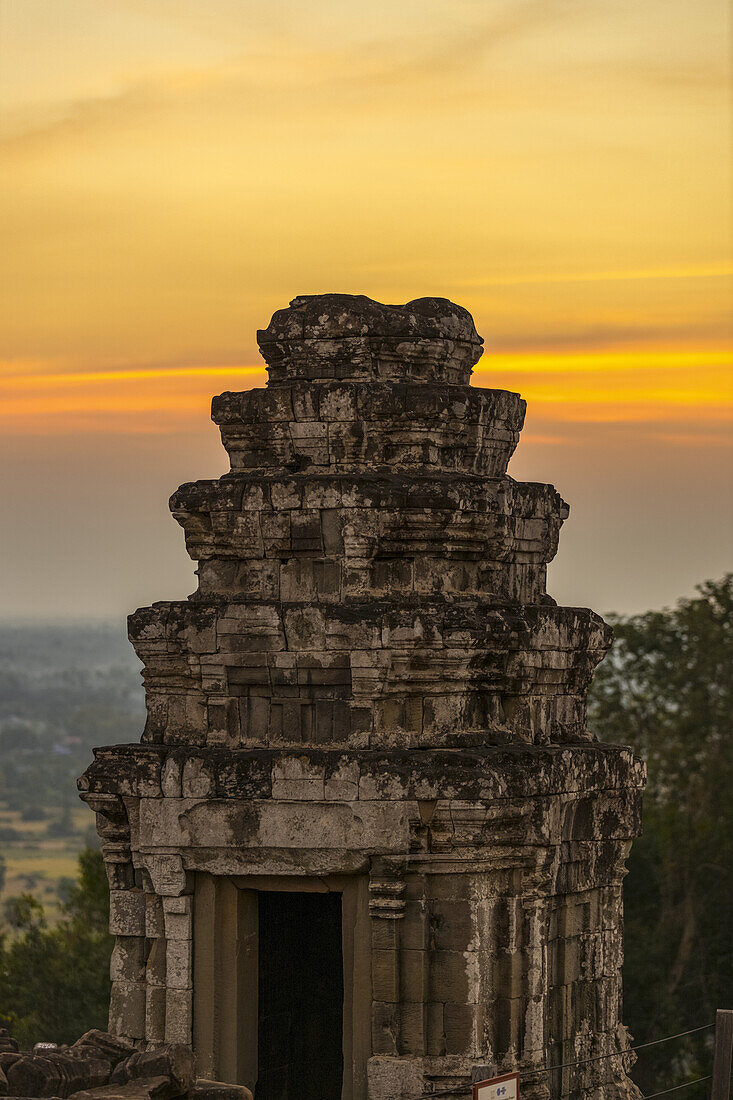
<box><xmin>588</xmin><ymin>574</ymin><xmax>733</xmax><ymax>1093</ymax></box>
<box><xmin>0</xmin><ymin>848</ymin><xmax>113</xmax><ymax>1049</ymax></box>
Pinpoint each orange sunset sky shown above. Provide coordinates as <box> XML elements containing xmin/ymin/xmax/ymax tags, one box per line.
<box><xmin>1</xmin><ymin>0</ymin><xmax>731</xmax><ymax>619</ymax></box>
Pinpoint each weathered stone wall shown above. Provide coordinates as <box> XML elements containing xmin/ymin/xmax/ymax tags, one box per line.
<box><xmin>80</xmin><ymin>295</ymin><xmax>644</xmax><ymax>1099</ymax></box>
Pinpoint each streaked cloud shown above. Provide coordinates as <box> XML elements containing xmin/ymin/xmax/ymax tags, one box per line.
<box><xmin>4</xmin><ymin>347</ymin><xmax>729</xmax><ymax>438</ymax></box>
<box><xmin>0</xmin><ymin>0</ymin><xmax>730</xmax><ymax>617</ymax></box>
<box><xmin>463</xmin><ymin>264</ymin><xmax>733</xmax><ymax>288</ymax></box>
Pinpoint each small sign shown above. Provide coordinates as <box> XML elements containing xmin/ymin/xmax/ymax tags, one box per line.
<box><xmin>473</xmin><ymin>1072</ymin><xmax>520</xmax><ymax>1100</ymax></box>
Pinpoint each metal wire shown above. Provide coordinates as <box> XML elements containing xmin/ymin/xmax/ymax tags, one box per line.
<box><xmin>627</xmin><ymin>1024</ymin><xmax>713</xmax><ymax>1054</ymax></box>
<box><xmin>641</xmin><ymin>1075</ymin><xmax>712</xmax><ymax>1099</ymax></box>
<box><xmin>416</xmin><ymin>1088</ymin><xmax>470</xmax><ymax>1098</ymax></box>
<box><xmin>415</xmin><ymin>1021</ymin><xmax>715</xmax><ymax>1099</ymax></box>
<box><xmin>545</xmin><ymin>1022</ymin><xmax>714</xmax><ymax>1074</ymax></box>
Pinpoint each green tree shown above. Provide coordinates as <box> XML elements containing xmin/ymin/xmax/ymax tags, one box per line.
<box><xmin>0</xmin><ymin>848</ymin><xmax>113</xmax><ymax>1049</ymax></box>
<box><xmin>588</xmin><ymin>575</ymin><xmax>733</xmax><ymax>1093</ymax></box>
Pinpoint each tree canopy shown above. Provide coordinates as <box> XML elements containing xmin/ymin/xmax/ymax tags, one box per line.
<box><xmin>0</xmin><ymin>848</ymin><xmax>112</xmax><ymax>1049</ymax></box>
<box><xmin>588</xmin><ymin>574</ymin><xmax>733</xmax><ymax>1093</ymax></box>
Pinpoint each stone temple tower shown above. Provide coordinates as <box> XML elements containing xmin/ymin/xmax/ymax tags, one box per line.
<box><xmin>80</xmin><ymin>295</ymin><xmax>645</xmax><ymax>1100</ymax></box>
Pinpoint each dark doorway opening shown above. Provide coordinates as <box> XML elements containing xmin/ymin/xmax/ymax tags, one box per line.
<box><xmin>256</xmin><ymin>890</ymin><xmax>344</xmax><ymax>1100</ymax></box>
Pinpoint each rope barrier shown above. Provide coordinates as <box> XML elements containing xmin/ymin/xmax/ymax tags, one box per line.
<box><xmin>543</xmin><ymin>1022</ymin><xmax>714</xmax><ymax>1075</ymax></box>
<box><xmin>641</xmin><ymin>1075</ymin><xmax>712</xmax><ymax>1099</ymax></box>
<box><xmin>415</xmin><ymin>1021</ymin><xmax>715</xmax><ymax>1099</ymax></box>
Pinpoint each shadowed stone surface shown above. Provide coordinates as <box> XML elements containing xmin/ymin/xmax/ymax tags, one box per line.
<box><xmin>79</xmin><ymin>295</ymin><xmax>644</xmax><ymax>1100</ymax></box>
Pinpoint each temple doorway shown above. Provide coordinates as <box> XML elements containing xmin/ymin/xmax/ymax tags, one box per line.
<box><xmin>256</xmin><ymin>890</ymin><xmax>344</xmax><ymax>1100</ymax></box>
<box><xmin>193</xmin><ymin>873</ymin><xmax>369</xmax><ymax>1099</ymax></box>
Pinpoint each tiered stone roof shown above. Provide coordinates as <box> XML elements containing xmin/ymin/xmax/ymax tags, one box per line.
<box><xmin>132</xmin><ymin>294</ymin><xmax>609</xmax><ymax>753</ymax></box>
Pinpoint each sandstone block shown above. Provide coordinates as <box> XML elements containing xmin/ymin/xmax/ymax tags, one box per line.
<box><xmin>164</xmin><ymin>990</ymin><xmax>192</xmax><ymax>1045</ymax></box>
<box><xmin>108</xmin><ymin>983</ymin><xmax>145</xmax><ymax>1041</ymax></box>
<box><xmin>69</xmin><ymin>1076</ymin><xmax>175</xmax><ymax>1100</ymax></box>
<box><xmin>165</xmin><ymin>939</ymin><xmax>193</xmax><ymax>990</ymax></box>
<box><xmin>109</xmin><ymin>1045</ymin><xmax>193</xmax><ymax>1093</ymax></box>
<box><xmin>109</xmin><ymin>892</ymin><xmax>146</xmax><ymax>938</ymax></box>
<box><xmin>110</xmin><ymin>938</ymin><xmax>146</xmax><ymax>984</ymax></box>
<box><xmin>189</xmin><ymin>1081</ymin><xmax>253</xmax><ymax>1100</ymax></box>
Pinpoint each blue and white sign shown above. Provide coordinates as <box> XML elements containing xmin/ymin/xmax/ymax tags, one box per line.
<box><xmin>473</xmin><ymin>1072</ymin><xmax>520</xmax><ymax>1100</ymax></box>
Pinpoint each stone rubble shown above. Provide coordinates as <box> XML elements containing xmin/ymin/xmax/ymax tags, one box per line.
<box><xmin>79</xmin><ymin>294</ymin><xmax>645</xmax><ymax>1099</ymax></box>
<box><xmin>0</xmin><ymin>1031</ymin><xmax>251</xmax><ymax>1100</ymax></box>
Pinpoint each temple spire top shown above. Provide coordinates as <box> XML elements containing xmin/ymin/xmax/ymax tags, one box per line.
<box><xmin>257</xmin><ymin>293</ymin><xmax>484</xmax><ymax>385</ymax></box>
